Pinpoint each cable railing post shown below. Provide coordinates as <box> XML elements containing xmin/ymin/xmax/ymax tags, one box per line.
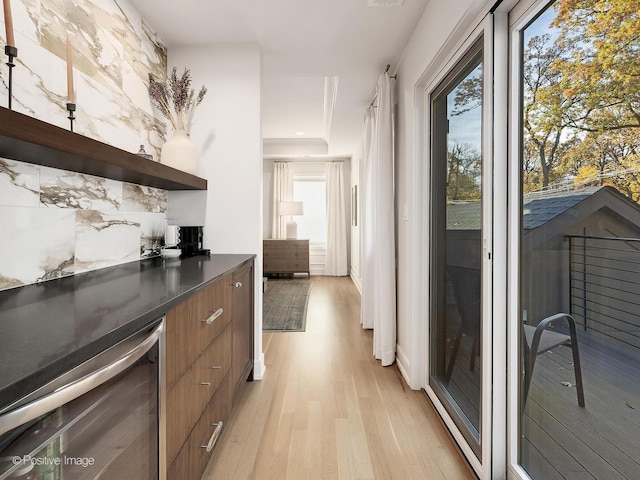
<box><xmin>582</xmin><ymin>230</ymin><xmax>588</xmax><ymax>332</ymax></box>
<box><xmin>569</xmin><ymin>236</ymin><xmax>574</xmax><ymax>319</ymax></box>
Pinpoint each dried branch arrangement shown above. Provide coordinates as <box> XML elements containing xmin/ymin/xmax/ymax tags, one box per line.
<box><xmin>148</xmin><ymin>67</ymin><xmax>207</xmax><ymax>131</ymax></box>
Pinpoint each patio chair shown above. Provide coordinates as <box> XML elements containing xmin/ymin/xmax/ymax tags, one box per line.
<box><xmin>523</xmin><ymin>313</ymin><xmax>585</xmax><ymax>407</ymax></box>
<box><xmin>445</xmin><ymin>265</ymin><xmax>481</xmax><ymax>381</ymax></box>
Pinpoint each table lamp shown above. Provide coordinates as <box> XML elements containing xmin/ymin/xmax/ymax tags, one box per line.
<box><xmin>279</xmin><ymin>201</ymin><xmax>304</xmax><ymax>239</ymax></box>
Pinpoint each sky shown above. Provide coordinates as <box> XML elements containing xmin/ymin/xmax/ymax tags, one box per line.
<box><xmin>447</xmin><ymin>64</ymin><xmax>482</xmax><ymax>153</ymax></box>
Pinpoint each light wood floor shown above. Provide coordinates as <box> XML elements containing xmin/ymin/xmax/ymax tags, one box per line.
<box><xmin>202</xmin><ymin>276</ymin><xmax>474</xmax><ymax>480</ymax></box>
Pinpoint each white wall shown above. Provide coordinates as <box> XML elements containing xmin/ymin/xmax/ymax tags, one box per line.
<box><xmin>394</xmin><ymin>0</ymin><xmax>490</xmax><ymax>388</ymax></box>
<box><xmin>169</xmin><ymin>44</ymin><xmax>265</xmax><ymax>379</ymax></box>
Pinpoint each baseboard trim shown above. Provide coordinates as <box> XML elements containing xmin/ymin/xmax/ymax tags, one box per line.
<box><xmin>253</xmin><ymin>353</ymin><xmax>266</xmax><ymax>380</ymax></box>
<box><xmin>395</xmin><ymin>344</ymin><xmax>418</xmax><ymax>390</ymax></box>
<box><xmin>350</xmin><ymin>269</ymin><xmax>362</xmax><ymax>294</ymax></box>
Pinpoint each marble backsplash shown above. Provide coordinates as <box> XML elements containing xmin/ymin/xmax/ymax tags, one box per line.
<box><xmin>0</xmin><ymin>0</ymin><xmax>167</xmax><ymax>159</ymax></box>
<box><xmin>0</xmin><ymin>0</ymin><xmax>175</xmax><ymax>291</ymax></box>
<box><xmin>0</xmin><ymin>158</ymin><xmax>167</xmax><ymax>291</ymax></box>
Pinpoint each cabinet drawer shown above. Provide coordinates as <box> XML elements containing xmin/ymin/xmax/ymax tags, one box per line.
<box><xmin>166</xmin><ymin>275</ymin><xmax>231</xmax><ymax>388</ymax></box>
<box><xmin>167</xmin><ymin>370</ymin><xmax>233</xmax><ymax>480</ymax></box>
<box><xmin>166</xmin><ymin>324</ymin><xmax>232</xmax><ymax>465</ymax></box>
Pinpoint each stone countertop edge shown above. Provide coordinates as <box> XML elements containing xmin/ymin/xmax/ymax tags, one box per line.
<box><xmin>0</xmin><ymin>253</ymin><xmax>255</xmax><ymax>412</ymax></box>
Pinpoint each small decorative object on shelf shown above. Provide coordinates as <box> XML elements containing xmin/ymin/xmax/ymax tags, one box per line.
<box><xmin>136</xmin><ymin>145</ymin><xmax>153</xmax><ymax>161</ymax></box>
<box><xmin>4</xmin><ymin>0</ymin><xmax>17</xmax><ymax>109</ymax></box>
<box><xmin>4</xmin><ymin>45</ymin><xmax>17</xmax><ymax>110</ymax></box>
<box><xmin>148</xmin><ymin>67</ymin><xmax>207</xmax><ymax>174</ymax></box>
<box><xmin>66</xmin><ymin>102</ymin><xmax>76</xmax><ymax>132</ymax></box>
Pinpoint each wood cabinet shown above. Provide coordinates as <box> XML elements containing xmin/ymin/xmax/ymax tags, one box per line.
<box><xmin>165</xmin><ymin>259</ymin><xmax>254</xmax><ymax>480</ymax></box>
<box><xmin>231</xmin><ymin>263</ymin><xmax>254</xmax><ymax>400</ymax></box>
<box><xmin>263</xmin><ymin>239</ymin><xmax>310</xmax><ymax>276</ymax></box>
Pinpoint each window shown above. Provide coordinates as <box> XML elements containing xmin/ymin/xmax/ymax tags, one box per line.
<box><xmin>293</xmin><ymin>178</ymin><xmax>326</xmax><ymax>244</ymax></box>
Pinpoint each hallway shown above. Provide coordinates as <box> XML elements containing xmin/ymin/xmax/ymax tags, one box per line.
<box><xmin>203</xmin><ymin>276</ymin><xmax>474</xmax><ymax>479</ymax></box>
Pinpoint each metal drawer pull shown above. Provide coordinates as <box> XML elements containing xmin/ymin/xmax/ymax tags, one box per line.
<box><xmin>200</xmin><ymin>382</ymin><xmax>211</xmax><ymax>386</ymax></box>
<box><xmin>201</xmin><ymin>422</ymin><xmax>224</xmax><ymax>452</ymax></box>
<box><xmin>202</xmin><ymin>308</ymin><xmax>224</xmax><ymax>325</ymax></box>
<box><xmin>231</xmin><ymin>282</ymin><xmax>242</xmax><ymax>288</ymax></box>
<box><xmin>211</xmin><ymin>366</ymin><xmax>222</xmax><ymax>370</ymax></box>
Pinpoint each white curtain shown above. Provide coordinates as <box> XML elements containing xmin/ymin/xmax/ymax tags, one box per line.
<box><xmin>361</xmin><ymin>73</ymin><xmax>396</xmax><ymax>366</ymax></box>
<box><xmin>271</xmin><ymin>162</ymin><xmax>294</xmax><ymax>239</ymax></box>
<box><xmin>361</xmin><ymin>107</ymin><xmax>376</xmax><ymax>330</ymax></box>
<box><xmin>325</xmin><ymin>162</ymin><xmax>348</xmax><ymax>276</ymax></box>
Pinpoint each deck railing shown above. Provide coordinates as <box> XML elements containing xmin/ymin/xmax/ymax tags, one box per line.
<box><xmin>568</xmin><ymin>234</ymin><xmax>640</xmax><ymax>351</ymax></box>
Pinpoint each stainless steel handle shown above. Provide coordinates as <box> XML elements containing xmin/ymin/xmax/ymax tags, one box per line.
<box><xmin>202</xmin><ymin>307</ymin><xmax>224</xmax><ymax>325</ymax></box>
<box><xmin>201</xmin><ymin>422</ymin><xmax>224</xmax><ymax>453</ymax></box>
<box><xmin>200</xmin><ymin>382</ymin><xmax>212</xmax><ymax>386</ymax></box>
<box><xmin>0</xmin><ymin>320</ymin><xmax>164</xmax><ymax>437</ymax></box>
<box><xmin>211</xmin><ymin>366</ymin><xmax>222</xmax><ymax>370</ymax></box>
<box><xmin>231</xmin><ymin>282</ymin><xmax>242</xmax><ymax>288</ymax></box>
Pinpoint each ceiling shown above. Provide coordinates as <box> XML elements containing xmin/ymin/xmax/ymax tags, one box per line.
<box><xmin>128</xmin><ymin>0</ymin><xmax>429</xmax><ymax>159</ymax></box>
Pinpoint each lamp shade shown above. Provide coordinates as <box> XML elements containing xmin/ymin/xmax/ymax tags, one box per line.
<box><xmin>279</xmin><ymin>201</ymin><xmax>304</xmax><ymax>216</ymax></box>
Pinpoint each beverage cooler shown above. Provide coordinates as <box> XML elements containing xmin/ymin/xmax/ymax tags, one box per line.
<box><xmin>0</xmin><ymin>319</ymin><xmax>165</xmax><ymax>480</ymax></box>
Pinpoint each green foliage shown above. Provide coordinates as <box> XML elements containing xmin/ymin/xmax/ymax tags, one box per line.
<box><xmin>523</xmin><ymin>0</ymin><xmax>640</xmax><ymax>196</ymax></box>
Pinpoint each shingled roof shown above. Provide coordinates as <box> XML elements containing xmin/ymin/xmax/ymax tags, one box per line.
<box><xmin>446</xmin><ymin>186</ymin><xmax>607</xmax><ymax>230</ymax></box>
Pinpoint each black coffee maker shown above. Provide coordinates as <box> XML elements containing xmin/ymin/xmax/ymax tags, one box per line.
<box><xmin>177</xmin><ymin>226</ymin><xmax>209</xmax><ymax>257</ymax></box>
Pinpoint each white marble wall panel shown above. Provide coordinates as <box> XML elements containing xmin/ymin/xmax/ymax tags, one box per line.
<box><xmin>75</xmin><ymin>210</ymin><xmax>140</xmax><ymax>273</ymax></box>
<box><xmin>0</xmin><ymin>1</ymin><xmax>171</xmax><ymax>291</ymax></box>
<box><xmin>0</xmin><ymin>159</ymin><xmax>40</xmax><ymax>207</ymax></box>
<box><xmin>0</xmin><ymin>159</ymin><xmax>167</xmax><ymax>291</ymax></box>
<box><xmin>123</xmin><ymin>184</ymin><xmax>167</xmax><ymax>213</ymax></box>
<box><xmin>40</xmin><ymin>167</ymin><xmax>122</xmax><ymax>211</ymax></box>
<box><xmin>1</xmin><ymin>0</ymin><xmax>167</xmax><ymax>157</ymax></box>
<box><xmin>0</xmin><ymin>206</ymin><xmax>75</xmax><ymax>290</ymax></box>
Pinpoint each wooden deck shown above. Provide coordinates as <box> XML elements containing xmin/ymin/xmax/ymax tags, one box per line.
<box><xmin>444</xmin><ymin>334</ymin><xmax>481</xmax><ymax>434</ymax></box>
<box><xmin>523</xmin><ymin>328</ymin><xmax>640</xmax><ymax>480</ymax></box>
<box><xmin>443</xmin><ymin>324</ymin><xmax>640</xmax><ymax>479</ymax></box>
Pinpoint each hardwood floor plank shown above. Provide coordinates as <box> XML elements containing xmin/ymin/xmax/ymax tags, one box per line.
<box><xmin>202</xmin><ymin>276</ymin><xmax>473</xmax><ymax>480</ymax></box>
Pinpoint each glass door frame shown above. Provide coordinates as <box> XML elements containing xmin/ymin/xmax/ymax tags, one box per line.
<box><xmin>420</xmin><ymin>15</ymin><xmax>507</xmax><ymax>478</ymax></box>
<box><xmin>429</xmin><ymin>37</ymin><xmax>484</xmax><ymax>457</ymax></box>
<box><xmin>505</xmin><ymin>0</ymin><xmax>555</xmax><ymax>478</ymax></box>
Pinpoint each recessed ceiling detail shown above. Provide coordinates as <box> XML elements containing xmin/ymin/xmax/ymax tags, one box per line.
<box><xmin>323</xmin><ymin>76</ymin><xmax>339</xmax><ymax>144</ymax></box>
<box><xmin>367</xmin><ymin>0</ymin><xmax>405</xmax><ymax>6</ymax></box>
<box><xmin>263</xmin><ymin>138</ymin><xmax>328</xmax><ymax>156</ymax></box>
<box><xmin>129</xmin><ymin>0</ymin><xmax>429</xmax><ymax>158</ymax></box>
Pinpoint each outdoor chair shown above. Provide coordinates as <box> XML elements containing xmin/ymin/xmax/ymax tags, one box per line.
<box><xmin>445</xmin><ymin>265</ymin><xmax>481</xmax><ymax>381</ymax></box>
<box><xmin>523</xmin><ymin>313</ymin><xmax>585</xmax><ymax>407</ymax></box>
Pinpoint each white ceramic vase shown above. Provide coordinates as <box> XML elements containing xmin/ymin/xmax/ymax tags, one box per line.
<box><xmin>160</xmin><ymin>130</ymin><xmax>199</xmax><ymax>175</ymax></box>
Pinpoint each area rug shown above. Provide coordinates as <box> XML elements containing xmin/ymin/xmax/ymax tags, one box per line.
<box><xmin>263</xmin><ymin>279</ymin><xmax>311</xmax><ymax>331</ymax></box>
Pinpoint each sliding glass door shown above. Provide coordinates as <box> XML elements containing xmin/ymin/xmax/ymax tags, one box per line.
<box><xmin>429</xmin><ymin>38</ymin><xmax>485</xmax><ymax>458</ymax></box>
<box><xmin>510</xmin><ymin>1</ymin><xmax>640</xmax><ymax>478</ymax></box>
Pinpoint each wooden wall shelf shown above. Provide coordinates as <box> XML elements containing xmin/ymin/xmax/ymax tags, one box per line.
<box><xmin>0</xmin><ymin>107</ymin><xmax>207</xmax><ymax>191</ymax></box>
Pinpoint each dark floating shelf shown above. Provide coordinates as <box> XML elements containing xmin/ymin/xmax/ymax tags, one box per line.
<box><xmin>0</xmin><ymin>107</ymin><xmax>207</xmax><ymax>191</ymax></box>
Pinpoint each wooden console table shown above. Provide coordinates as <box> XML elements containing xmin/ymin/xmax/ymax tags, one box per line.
<box><xmin>263</xmin><ymin>239</ymin><xmax>310</xmax><ymax>277</ymax></box>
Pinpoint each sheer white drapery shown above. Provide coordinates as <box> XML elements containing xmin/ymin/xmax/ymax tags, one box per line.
<box><xmin>271</xmin><ymin>162</ymin><xmax>294</xmax><ymax>239</ymax></box>
<box><xmin>361</xmin><ymin>107</ymin><xmax>376</xmax><ymax>330</ymax></box>
<box><xmin>361</xmin><ymin>73</ymin><xmax>396</xmax><ymax>366</ymax></box>
<box><xmin>325</xmin><ymin>162</ymin><xmax>348</xmax><ymax>276</ymax></box>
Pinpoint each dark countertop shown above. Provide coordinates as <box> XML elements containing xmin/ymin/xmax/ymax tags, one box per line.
<box><xmin>0</xmin><ymin>254</ymin><xmax>254</xmax><ymax>411</ymax></box>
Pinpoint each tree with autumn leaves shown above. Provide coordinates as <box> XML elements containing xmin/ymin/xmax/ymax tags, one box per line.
<box><xmin>523</xmin><ymin>0</ymin><xmax>640</xmax><ymax>197</ymax></box>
